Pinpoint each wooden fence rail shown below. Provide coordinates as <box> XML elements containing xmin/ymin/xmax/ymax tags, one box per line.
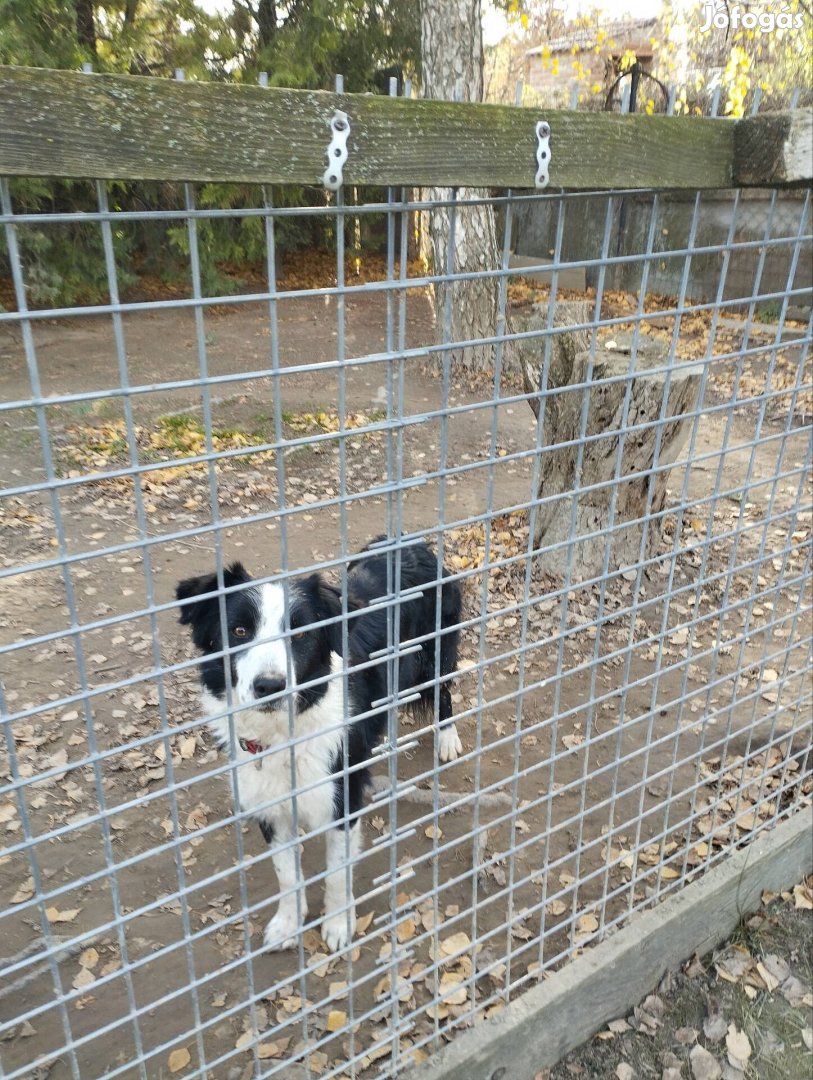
<box><xmin>0</xmin><ymin>66</ymin><xmax>810</xmax><ymax>191</ymax></box>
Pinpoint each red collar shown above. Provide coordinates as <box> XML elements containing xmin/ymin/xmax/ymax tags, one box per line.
<box><xmin>239</xmin><ymin>738</ymin><xmax>264</xmax><ymax>755</ymax></box>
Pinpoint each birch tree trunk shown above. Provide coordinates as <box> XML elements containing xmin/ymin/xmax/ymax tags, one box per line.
<box><xmin>420</xmin><ymin>0</ymin><xmax>513</xmax><ymax>375</ymax></box>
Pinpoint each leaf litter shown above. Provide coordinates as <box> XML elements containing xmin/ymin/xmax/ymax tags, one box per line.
<box><xmin>547</xmin><ymin>879</ymin><xmax>812</xmax><ymax>1080</ymax></box>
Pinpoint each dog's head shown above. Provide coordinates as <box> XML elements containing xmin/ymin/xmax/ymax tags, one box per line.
<box><xmin>175</xmin><ymin>564</ymin><xmax>342</xmax><ymax>727</ymax></box>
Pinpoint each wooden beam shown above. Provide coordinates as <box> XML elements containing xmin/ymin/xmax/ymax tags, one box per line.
<box><xmin>735</xmin><ymin>108</ymin><xmax>813</xmax><ymax>186</ymax></box>
<box><xmin>0</xmin><ymin>65</ymin><xmax>739</xmax><ymax>190</ymax></box>
<box><xmin>413</xmin><ymin>808</ymin><xmax>813</xmax><ymax>1080</ymax></box>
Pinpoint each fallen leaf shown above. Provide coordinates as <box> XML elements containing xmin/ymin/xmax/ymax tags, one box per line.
<box><xmin>178</xmin><ymin>735</ymin><xmax>197</xmax><ymax>759</ymax></box>
<box><xmin>703</xmin><ymin>1013</ymin><xmax>728</xmax><ymax>1043</ymax></box>
<box><xmin>726</xmin><ymin>1024</ymin><xmax>751</xmax><ymax>1068</ymax></box>
<box><xmin>397</xmin><ymin>918</ymin><xmax>417</xmax><ymax>943</ymax></box>
<box><xmin>185</xmin><ymin>807</ymin><xmax>208</xmax><ymax>831</ymax></box>
<box><xmin>511</xmin><ymin>922</ymin><xmax>534</xmax><ymax>941</ymax></box>
<box><xmin>675</xmin><ymin>1026</ymin><xmax>698</xmax><ymax>1044</ymax></box>
<box><xmin>356</xmin><ymin>911</ymin><xmax>374</xmax><ymax>935</ymax></box>
<box><xmin>439</xmin><ymin>973</ymin><xmax>467</xmax><ymax>1005</ymax></box>
<box><xmin>11</xmin><ymin>877</ymin><xmax>34</xmax><ymax>904</ymax></box>
<box><xmin>608</xmin><ymin>1019</ymin><xmax>631</xmax><ymax>1034</ymax></box>
<box><xmin>440</xmin><ymin>931</ymin><xmax>471</xmax><ymax>957</ymax></box>
<box><xmin>714</xmin><ymin>944</ymin><xmax>752</xmax><ymax>983</ymax></box>
<box><xmin>780</xmin><ymin>973</ymin><xmax>808</xmax><ymax>1006</ymax></box>
<box><xmin>168</xmin><ymin>1047</ymin><xmax>191</xmax><ymax>1073</ymax></box>
<box><xmin>258</xmin><ymin>1040</ymin><xmax>287</xmax><ymax>1059</ymax></box>
<box><xmin>761</xmin><ymin>953</ymin><xmax>790</xmax><ymax>986</ymax></box>
<box><xmin>79</xmin><ymin>948</ymin><xmax>99</xmax><ymax>970</ymax></box>
<box><xmin>46</xmin><ymin>906</ymin><xmax>81</xmax><ymax>924</ymax></box>
<box><xmin>793</xmin><ymin>883</ymin><xmax>813</xmax><ymax>910</ymax></box>
<box><xmin>690</xmin><ymin>1043</ymin><xmax>722</xmax><ymax>1080</ymax></box>
<box><xmin>326</xmin><ymin>1010</ymin><xmax>346</xmax><ymax>1032</ymax></box>
<box><xmin>309</xmin><ymin>952</ymin><xmax>331</xmax><ymax>977</ymax></box>
<box><xmin>72</xmin><ymin>967</ymin><xmax>95</xmax><ymax>990</ymax></box>
<box><xmin>576</xmin><ymin>912</ymin><xmax>599</xmax><ymax>938</ymax></box>
<box><xmin>616</xmin><ymin>1064</ymin><xmax>634</xmax><ymax>1080</ymax></box>
<box><xmin>755</xmin><ymin>960</ymin><xmax>779</xmax><ymax>992</ymax></box>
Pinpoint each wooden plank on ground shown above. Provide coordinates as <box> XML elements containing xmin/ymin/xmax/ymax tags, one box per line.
<box><xmin>0</xmin><ymin>65</ymin><xmax>738</xmax><ymax>190</ymax></box>
<box><xmin>411</xmin><ymin>808</ymin><xmax>813</xmax><ymax>1080</ymax></box>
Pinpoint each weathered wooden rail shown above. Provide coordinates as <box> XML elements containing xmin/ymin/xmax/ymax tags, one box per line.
<box><xmin>0</xmin><ymin>65</ymin><xmax>810</xmax><ymax>190</ymax></box>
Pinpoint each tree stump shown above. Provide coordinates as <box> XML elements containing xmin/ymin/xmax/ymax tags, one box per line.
<box><xmin>518</xmin><ymin>303</ymin><xmax>703</xmax><ymax>580</ymax></box>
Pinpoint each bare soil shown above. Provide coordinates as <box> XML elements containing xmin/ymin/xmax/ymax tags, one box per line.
<box><xmin>0</xmin><ymin>289</ymin><xmax>810</xmax><ymax>1079</ymax></box>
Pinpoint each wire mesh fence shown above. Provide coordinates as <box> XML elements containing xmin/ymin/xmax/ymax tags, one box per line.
<box><xmin>0</xmin><ymin>81</ymin><xmax>811</xmax><ymax>1080</ymax></box>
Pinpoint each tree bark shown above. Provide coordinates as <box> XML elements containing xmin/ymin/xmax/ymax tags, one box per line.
<box><xmin>420</xmin><ymin>0</ymin><xmax>513</xmax><ymax>375</ymax></box>
<box><xmin>75</xmin><ymin>0</ymin><xmax>97</xmax><ymax>57</ymax></box>
<box><xmin>256</xmin><ymin>0</ymin><xmax>277</xmax><ymax>50</ymax></box>
<box><xmin>519</xmin><ymin>305</ymin><xmax>703</xmax><ymax>580</ymax></box>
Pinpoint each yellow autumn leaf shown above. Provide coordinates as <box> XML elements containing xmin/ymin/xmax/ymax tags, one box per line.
<box><xmin>168</xmin><ymin>1048</ymin><xmax>191</xmax><ymax>1073</ymax></box>
<box><xmin>326</xmin><ymin>1010</ymin><xmax>347</xmax><ymax>1032</ymax></box>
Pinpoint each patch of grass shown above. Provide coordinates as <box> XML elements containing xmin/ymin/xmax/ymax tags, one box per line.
<box><xmin>755</xmin><ymin>301</ymin><xmax>782</xmax><ymax>324</ymax></box>
<box><xmin>57</xmin><ymin>413</ymin><xmax>275</xmax><ymax>480</ymax></box>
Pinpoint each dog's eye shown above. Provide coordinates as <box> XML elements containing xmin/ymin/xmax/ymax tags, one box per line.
<box><xmin>232</xmin><ymin>626</ymin><xmax>247</xmax><ymax>638</ymax></box>
<box><xmin>292</xmin><ymin>631</ymin><xmax>305</xmax><ymax>641</ymax></box>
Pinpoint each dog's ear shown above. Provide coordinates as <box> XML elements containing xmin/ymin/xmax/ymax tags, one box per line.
<box><xmin>299</xmin><ymin>573</ymin><xmax>343</xmax><ymax>652</ymax></box>
<box><xmin>301</xmin><ymin>573</ymin><xmax>342</xmax><ymax>619</ymax></box>
<box><xmin>175</xmin><ymin>563</ymin><xmax>251</xmax><ymax>625</ymax></box>
<box><xmin>176</xmin><ymin>572</ymin><xmax>218</xmax><ymax>625</ymax></box>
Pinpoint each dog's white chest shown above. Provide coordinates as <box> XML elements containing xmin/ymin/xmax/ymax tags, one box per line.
<box><xmin>232</xmin><ymin>737</ymin><xmax>337</xmax><ymax>830</ymax></box>
<box><xmin>202</xmin><ymin>681</ymin><xmax>346</xmax><ymax>835</ymax></box>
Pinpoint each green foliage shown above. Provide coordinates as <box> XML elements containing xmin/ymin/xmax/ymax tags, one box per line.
<box><xmin>3</xmin><ymin>178</ymin><xmax>137</xmax><ymax>305</ymax></box>
<box><xmin>241</xmin><ymin>0</ymin><xmax>420</xmax><ymax>91</ymax></box>
<box><xmin>0</xmin><ymin>0</ymin><xmax>420</xmax><ymax>305</ymax></box>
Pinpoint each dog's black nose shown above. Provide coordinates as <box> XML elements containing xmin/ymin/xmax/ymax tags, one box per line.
<box><xmin>253</xmin><ymin>676</ymin><xmax>286</xmax><ymax>700</ymax></box>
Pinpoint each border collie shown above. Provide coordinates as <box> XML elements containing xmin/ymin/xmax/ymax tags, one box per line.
<box><xmin>175</xmin><ymin>539</ymin><xmax>461</xmax><ymax>952</ymax></box>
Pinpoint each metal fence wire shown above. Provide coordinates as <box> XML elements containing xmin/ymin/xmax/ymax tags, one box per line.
<box><xmin>1</xmin><ymin>91</ymin><xmax>812</xmax><ymax>1080</ymax></box>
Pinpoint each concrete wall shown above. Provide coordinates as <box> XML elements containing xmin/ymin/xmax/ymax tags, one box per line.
<box><xmin>511</xmin><ymin>189</ymin><xmax>812</xmax><ymax>318</ymax></box>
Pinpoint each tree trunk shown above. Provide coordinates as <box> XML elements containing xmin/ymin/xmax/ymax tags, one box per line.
<box><xmin>518</xmin><ymin>304</ymin><xmax>703</xmax><ymax>580</ymax></box>
<box><xmin>74</xmin><ymin>0</ymin><xmax>97</xmax><ymax>57</ymax></box>
<box><xmin>419</xmin><ymin>0</ymin><xmax>513</xmax><ymax>375</ymax></box>
<box><xmin>256</xmin><ymin>0</ymin><xmax>277</xmax><ymax>50</ymax></box>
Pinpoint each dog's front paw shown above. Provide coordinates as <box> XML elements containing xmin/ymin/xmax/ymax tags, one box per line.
<box><xmin>438</xmin><ymin>724</ymin><xmax>462</xmax><ymax>763</ymax></box>
<box><xmin>263</xmin><ymin>910</ymin><xmax>301</xmax><ymax>951</ymax></box>
<box><xmin>321</xmin><ymin>910</ymin><xmax>356</xmax><ymax>953</ymax></box>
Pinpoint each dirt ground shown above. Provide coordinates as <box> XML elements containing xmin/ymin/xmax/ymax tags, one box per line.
<box><xmin>545</xmin><ymin>879</ymin><xmax>813</xmax><ymax>1080</ymax></box>
<box><xmin>0</xmin><ymin>284</ymin><xmax>811</xmax><ymax>1079</ymax></box>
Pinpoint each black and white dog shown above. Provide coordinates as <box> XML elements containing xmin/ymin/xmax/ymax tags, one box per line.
<box><xmin>175</xmin><ymin>539</ymin><xmax>461</xmax><ymax>952</ymax></box>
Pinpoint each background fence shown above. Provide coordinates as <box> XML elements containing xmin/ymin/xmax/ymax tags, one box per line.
<box><xmin>0</xmin><ymin>68</ymin><xmax>811</xmax><ymax>1080</ymax></box>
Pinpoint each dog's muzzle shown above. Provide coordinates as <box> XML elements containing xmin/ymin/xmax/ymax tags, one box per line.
<box><xmin>239</xmin><ymin>737</ymin><xmax>264</xmax><ymax>755</ymax></box>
